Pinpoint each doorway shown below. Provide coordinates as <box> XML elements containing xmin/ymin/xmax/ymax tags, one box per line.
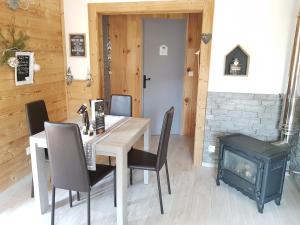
<box><xmin>143</xmin><ymin>19</ymin><xmax>186</xmax><ymax>135</ymax></box>
<box><xmin>96</xmin><ymin>10</ymin><xmax>209</xmax><ymax>165</ymax></box>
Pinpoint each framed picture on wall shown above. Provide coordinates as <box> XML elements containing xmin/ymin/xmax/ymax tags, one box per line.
<box><xmin>69</xmin><ymin>33</ymin><xmax>86</xmax><ymax>57</ymax></box>
<box><xmin>224</xmin><ymin>45</ymin><xmax>249</xmax><ymax>76</ymax></box>
<box><xmin>15</xmin><ymin>52</ymin><xmax>34</xmax><ymax>86</ymax></box>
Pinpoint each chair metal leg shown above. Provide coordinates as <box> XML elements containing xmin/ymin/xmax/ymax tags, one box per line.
<box><xmin>69</xmin><ymin>190</ymin><xmax>72</xmax><ymax>207</ymax></box>
<box><xmin>51</xmin><ymin>186</ymin><xmax>56</xmax><ymax>225</ymax></box>
<box><xmin>87</xmin><ymin>191</ymin><xmax>91</xmax><ymax>225</ymax></box>
<box><xmin>114</xmin><ymin>169</ymin><xmax>117</xmax><ymax>207</ymax></box>
<box><xmin>77</xmin><ymin>192</ymin><xmax>80</xmax><ymax>201</ymax></box>
<box><xmin>165</xmin><ymin>161</ymin><xmax>171</xmax><ymax>194</ymax></box>
<box><xmin>130</xmin><ymin>168</ymin><xmax>133</xmax><ymax>185</ymax></box>
<box><xmin>156</xmin><ymin>171</ymin><xmax>164</xmax><ymax>214</ymax></box>
<box><xmin>108</xmin><ymin>156</ymin><xmax>112</xmax><ymax>165</ymax></box>
<box><xmin>31</xmin><ymin>177</ymin><xmax>34</xmax><ymax>198</ymax></box>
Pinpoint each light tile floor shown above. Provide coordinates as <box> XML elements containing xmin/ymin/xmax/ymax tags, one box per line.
<box><xmin>1</xmin><ymin>135</ymin><xmax>300</xmax><ymax>225</ymax></box>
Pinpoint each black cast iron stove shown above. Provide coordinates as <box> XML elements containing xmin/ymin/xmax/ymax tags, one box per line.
<box><xmin>216</xmin><ymin>134</ymin><xmax>289</xmax><ymax>213</ymax></box>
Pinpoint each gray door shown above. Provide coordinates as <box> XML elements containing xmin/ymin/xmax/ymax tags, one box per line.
<box><xmin>143</xmin><ymin>19</ymin><xmax>186</xmax><ymax>135</ymax></box>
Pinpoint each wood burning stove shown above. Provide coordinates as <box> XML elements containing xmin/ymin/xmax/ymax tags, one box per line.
<box><xmin>216</xmin><ymin>134</ymin><xmax>289</xmax><ymax>213</ymax></box>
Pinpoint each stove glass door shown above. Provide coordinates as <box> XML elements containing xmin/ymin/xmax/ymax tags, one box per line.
<box><xmin>223</xmin><ymin>149</ymin><xmax>258</xmax><ymax>184</ymax></box>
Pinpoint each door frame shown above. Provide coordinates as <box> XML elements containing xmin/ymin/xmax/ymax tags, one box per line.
<box><xmin>87</xmin><ymin>0</ymin><xmax>214</xmax><ymax>166</ymax></box>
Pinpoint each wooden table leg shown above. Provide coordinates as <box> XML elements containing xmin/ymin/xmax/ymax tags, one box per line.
<box><xmin>143</xmin><ymin>125</ymin><xmax>150</xmax><ymax>184</ymax></box>
<box><xmin>30</xmin><ymin>139</ymin><xmax>49</xmax><ymax>214</ymax></box>
<box><xmin>116</xmin><ymin>151</ymin><xmax>128</xmax><ymax>225</ymax></box>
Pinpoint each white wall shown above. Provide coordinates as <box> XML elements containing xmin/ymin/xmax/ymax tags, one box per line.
<box><xmin>63</xmin><ymin>0</ymin><xmax>160</xmax><ymax>80</ymax></box>
<box><xmin>208</xmin><ymin>0</ymin><xmax>300</xmax><ymax>94</ymax></box>
<box><xmin>64</xmin><ymin>0</ymin><xmax>300</xmax><ymax>94</ymax></box>
<box><xmin>63</xmin><ymin>0</ymin><xmax>90</xmax><ymax>80</ymax></box>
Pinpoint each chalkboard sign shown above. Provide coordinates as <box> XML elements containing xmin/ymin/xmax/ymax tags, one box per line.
<box><xmin>69</xmin><ymin>34</ymin><xmax>86</xmax><ymax>57</ymax></box>
<box><xmin>15</xmin><ymin>52</ymin><xmax>34</xmax><ymax>86</ymax></box>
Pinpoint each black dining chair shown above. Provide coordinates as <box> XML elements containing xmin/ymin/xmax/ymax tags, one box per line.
<box><xmin>128</xmin><ymin>107</ymin><xmax>174</xmax><ymax>214</ymax></box>
<box><xmin>108</xmin><ymin>94</ymin><xmax>133</xmax><ymax>165</ymax></box>
<box><xmin>44</xmin><ymin>122</ymin><xmax>116</xmax><ymax>225</ymax></box>
<box><xmin>26</xmin><ymin>100</ymin><xmax>79</xmax><ymax>206</ymax></box>
<box><xmin>25</xmin><ymin>100</ymin><xmax>49</xmax><ymax>198</ymax></box>
<box><xmin>110</xmin><ymin>94</ymin><xmax>132</xmax><ymax>117</ymax></box>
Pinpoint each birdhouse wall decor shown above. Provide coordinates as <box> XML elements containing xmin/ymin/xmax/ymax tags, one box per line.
<box><xmin>224</xmin><ymin>45</ymin><xmax>249</xmax><ymax>76</ymax></box>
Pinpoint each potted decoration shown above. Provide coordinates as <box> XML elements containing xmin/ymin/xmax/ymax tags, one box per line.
<box><xmin>0</xmin><ymin>22</ymin><xmax>29</xmax><ymax>67</ymax></box>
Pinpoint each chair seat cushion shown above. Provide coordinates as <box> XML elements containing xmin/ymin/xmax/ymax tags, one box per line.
<box><xmin>89</xmin><ymin>164</ymin><xmax>115</xmax><ymax>187</ymax></box>
<box><xmin>128</xmin><ymin>149</ymin><xmax>157</xmax><ymax>170</ymax></box>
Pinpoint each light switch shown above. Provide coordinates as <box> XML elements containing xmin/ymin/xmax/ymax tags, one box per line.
<box><xmin>208</xmin><ymin>145</ymin><xmax>216</xmax><ymax>153</ymax></box>
<box><xmin>188</xmin><ymin>71</ymin><xmax>194</xmax><ymax>77</ymax></box>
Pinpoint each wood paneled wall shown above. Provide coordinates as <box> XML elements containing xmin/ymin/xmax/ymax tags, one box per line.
<box><xmin>109</xmin><ymin>15</ymin><xmax>142</xmax><ymax>117</ymax></box>
<box><xmin>181</xmin><ymin>13</ymin><xmax>202</xmax><ymax>136</ymax></box>
<box><xmin>67</xmin><ymin>81</ymin><xmax>92</xmax><ymax>119</ymax></box>
<box><xmin>0</xmin><ymin>0</ymin><xmax>67</xmax><ymax>191</ymax></box>
<box><xmin>108</xmin><ymin>13</ymin><xmax>201</xmax><ymax>134</ymax></box>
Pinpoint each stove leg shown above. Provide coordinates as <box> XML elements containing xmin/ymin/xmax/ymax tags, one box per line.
<box><xmin>275</xmin><ymin>198</ymin><xmax>281</xmax><ymax>206</ymax></box>
<box><xmin>257</xmin><ymin>202</ymin><xmax>264</xmax><ymax>213</ymax></box>
<box><xmin>216</xmin><ymin>169</ymin><xmax>221</xmax><ymax>186</ymax></box>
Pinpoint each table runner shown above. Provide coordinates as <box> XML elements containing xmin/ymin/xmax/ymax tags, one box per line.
<box><xmin>83</xmin><ymin>116</ymin><xmax>131</xmax><ymax>170</ymax></box>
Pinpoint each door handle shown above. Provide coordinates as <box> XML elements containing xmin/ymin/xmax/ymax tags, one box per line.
<box><xmin>143</xmin><ymin>75</ymin><xmax>151</xmax><ymax>89</ymax></box>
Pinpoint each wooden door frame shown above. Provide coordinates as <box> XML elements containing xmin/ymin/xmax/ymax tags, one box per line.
<box><xmin>88</xmin><ymin>0</ymin><xmax>214</xmax><ymax>166</ymax></box>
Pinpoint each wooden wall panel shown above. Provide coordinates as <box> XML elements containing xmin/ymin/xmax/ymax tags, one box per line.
<box><xmin>67</xmin><ymin>81</ymin><xmax>92</xmax><ymax>119</ymax></box>
<box><xmin>108</xmin><ymin>13</ymin><xmax>201</xmax><ymax>132</ymax></box>
<box><xmin>193</xmin><ymin>1</ymin><xmax>214</xmax><ymax>165</ymax></box>
<box><xmin>89</xmin><ymin>1</ymin><xmax>205</xmax><ymax>15</ymax></box>
<box><xmin>109</xmin><ymin>15</ymin><xmax>142</xmax><ymax>117</ymax></box>
<box><xmin>181</xmin><ymin>13</ymin><xmax>202</xmax><ymax>136</ymax></box>
<box><xmin>0</xmin><ymin>0</ymin><xmax>67</xmax><ymax>191</ymax></box>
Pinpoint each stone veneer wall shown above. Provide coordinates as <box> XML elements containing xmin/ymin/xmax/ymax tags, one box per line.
<box><xmin>203</xmin><ymin>92</ymin><xmax>282</xmax><ymax>165</ymax></box>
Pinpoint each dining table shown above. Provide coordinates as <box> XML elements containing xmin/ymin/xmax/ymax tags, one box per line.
<box><xmin>29</xmin><ymin>115</ymin><xmax>151</xmax><ymax>225</ymax></box>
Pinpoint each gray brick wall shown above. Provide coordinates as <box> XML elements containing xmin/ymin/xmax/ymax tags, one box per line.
<box><xmin>203</xmin><ymin>92</ymin><xmax>282</xmax><ymax>165</ymax></box>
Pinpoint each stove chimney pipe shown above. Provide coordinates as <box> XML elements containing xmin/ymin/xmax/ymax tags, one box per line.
<box><xmin>279</xmin><ymin>15</ymin><xmax>300</xmax><ymax>143</ymax></box>
<box><xmin>275</xmin><ymin>15</ymin><xmax>300</xmax><ymax>177</ymax></box>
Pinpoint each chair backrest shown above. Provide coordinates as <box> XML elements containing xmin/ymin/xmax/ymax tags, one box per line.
<box><xmin>110</xmin><ymin>94</ymin><xmax>132</xmax><ymax>117</ymax></box>
<box><xmin>44</xmin><ymin>122</ymin><xmax>90</xmax><ymax>192</ymax></box>
<box><xmin>25</xmin><ymin>100</ymin><xmax>49</xmax><ymax>135</ymax></box>
<box><xmin>156</xmin><ymin>107</ymin><xmax>174</xmax><ymax>171</ymax></box>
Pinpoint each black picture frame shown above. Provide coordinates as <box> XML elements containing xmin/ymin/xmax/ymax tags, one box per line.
<box><xmin>69</xmin><ymin>33</ymin><xmax>86</xmax><ymax>57</ymax></box>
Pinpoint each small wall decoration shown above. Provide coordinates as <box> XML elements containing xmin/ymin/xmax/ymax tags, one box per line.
<box><xmin>66</xmin><ymin>66</ymin><xmax>73</xmax><ymax>86</ymax></box>
<box><xmin>224</xmin><ymin>45</ymin><xmax>249</xmax><ymax>76</ymax></box>
<box><xmin>7</xmin><ymin>0</ymin><xmax>31</xmax><ymax>10</ymax></box>
<box><xmin>86</xmin><ymin>68</ymin><xmax>93</xmax><ymax>87</ymax></box>
<box><xmin>69</xmin><ymin>33</ymin><xmax>86</xmax><ymax>57</ymax></box>
<box><xmin>15</xmin><ymin>51</ymin><xmax>34</xmax><ymax>86</ymax></box>
<box><xmin>159</xmin><ymin>45</ymin><xmax>168</xmax><ymax>56</ymax></box>
<box><xmin>200</xmin><ymin>33</ymin><xmax>212</xmax><ymax>44</ymax></box>
<box><xmin>0</xmin><ymin>22</ymin><xmax>29</xmax><ymax>67</ymax></box>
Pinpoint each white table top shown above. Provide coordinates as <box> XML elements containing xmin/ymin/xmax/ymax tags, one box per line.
<box><xmin>29</xmin><ymin>116</ymin><xmax>150</xmax><ymax>156</ymax></box>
